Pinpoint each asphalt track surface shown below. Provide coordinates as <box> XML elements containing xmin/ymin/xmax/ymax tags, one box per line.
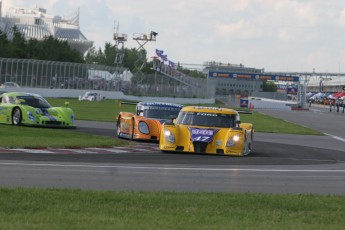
<box><xmin>0</xmin><ymin>104</ymin><xmax>345</xmax><ymax>194</ymax></box>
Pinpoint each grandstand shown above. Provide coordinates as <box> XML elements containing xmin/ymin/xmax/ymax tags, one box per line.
<box><xmin>0</xmin><ymin>2</ymin><xmax>93</xmax><ymax>53</ymax></box>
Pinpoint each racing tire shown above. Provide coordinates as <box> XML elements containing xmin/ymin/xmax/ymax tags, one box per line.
<box><xmin>12</xmin><ymin>108</ymin><xmax>22</xmax><ymax>126</ymax></box>
<box><xmin>130</xmin><ymin>119</ymin><xmax>135</xmax><ymax>140</ymax></box>
<box><xmin>243</xmin><ymin>131</ymin><xmax>249</xmax><ymax>156</ymax></box>
<box><xmin>244</xmin><ymin>129</ymin><xmax>253</xmax><ymax>156</ymax></box>
<box><xmin>116</xmin><ymin>119</ymin><xmax>122</xmax><ymax>138</ymax></box>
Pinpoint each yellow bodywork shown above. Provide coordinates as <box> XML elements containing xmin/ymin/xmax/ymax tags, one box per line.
<box><xmin>159</xmin><ymin>106</ymin><xmax>253</xmax><ymax>156</ymax></box>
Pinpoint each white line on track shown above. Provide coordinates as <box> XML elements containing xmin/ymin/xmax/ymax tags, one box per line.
<box><xmin>12</xmin><ymin>149</ymin><xmax>56</xmax><ymax>154</ymax></box>
<box><xmin>1</xmin><ymin>162</ymin><xmax>345</xmax><ymax>173</ymax></box>
<box><xmin>324</xmin><ymin>133</ymin><xmax>345</xmax><ymax>143</ymax></box>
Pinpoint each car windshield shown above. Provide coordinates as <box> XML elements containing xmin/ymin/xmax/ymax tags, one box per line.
<box><xmin>143</xmin><ymin>108</ymin><xmax>180</xmax><ymax>120</ymax></box>
<box><xmin>17</xmin><ymin>95</ymin><xmax>51</xmax><ymax>108</ymax></box>
<box><xmin>176</xmin><ymin>111</ymin><xmax>237</xmax><ymax>128</ymax></box>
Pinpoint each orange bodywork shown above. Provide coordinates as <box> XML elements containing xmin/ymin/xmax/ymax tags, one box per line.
<box><xmin>116</xmin><ymin>112</ymin><xmax>162</xmax><ymax>141</ymax></box>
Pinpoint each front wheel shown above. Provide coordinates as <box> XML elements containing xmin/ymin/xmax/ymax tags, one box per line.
<box><xmin>12</xmin><ymin>108</ymin><xmax>22</xmax><ymax>125</ymax></box>
<box><xmin>116</xmin><ymin>119</ymin><xmax>122</xmax><ymax>138</ymax></box>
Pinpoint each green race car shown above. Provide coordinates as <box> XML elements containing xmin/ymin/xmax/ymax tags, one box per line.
<box><xmin>0</xmin><ymin>92</ymin><xmax>75</xmax><ymax>128</ymax></box>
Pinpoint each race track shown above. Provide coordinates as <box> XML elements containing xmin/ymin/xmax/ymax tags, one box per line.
<box><xmin>1</xmin><ymin>105</ymin><xmax>345</xmax><ymax>194</ymax></box>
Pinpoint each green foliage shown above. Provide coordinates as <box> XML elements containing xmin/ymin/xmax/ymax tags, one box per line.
<box><xmin>0</xmin><ymin>31</ymin><xmax>11</xmax><ymax>57</ymax></box>
<box><xmin>0</xmin><ymin>30</ymin><xmax>84</xmax><ymax>62</ymax></box>
<box><xmin>177</xmin><ymin>65</ymin><xmax>206</xmax><ymax>79</ymax></box>
<box><xmin>263</xmin><ymin>81</ymin><xmax>277</xmax><ymax>92</ymax></box>
<box><xmin>84</xmin><ymin>44</ymin><xmax>154</xmax><ymax>76</ymax></box>
<box><xmin>11</xmin><ymin>27</ymin><xmax>27</xmax><ymax>58</ymax></box>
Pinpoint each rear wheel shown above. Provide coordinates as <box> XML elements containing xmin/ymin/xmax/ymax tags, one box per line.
<box><xmin>12</xmin><ymin>108</ymin><xmax>22</xmax><ymax>125</ymax></box>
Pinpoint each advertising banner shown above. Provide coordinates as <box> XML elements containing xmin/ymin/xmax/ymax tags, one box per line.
<box><xmin>209</xmin><ymin>71</ymin><xmax>299</xmax><ymax>82</ymax></box>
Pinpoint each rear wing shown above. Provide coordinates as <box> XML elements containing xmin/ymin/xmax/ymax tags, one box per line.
<box><xmin>118</xmin><ymin>100</ymin><xmax>138</xmax><ymax>107</ymax></box>
<box><xmin>236</xmin><ymin>110</ymin><xmax>252</xmax><ymax>114</ymax></box>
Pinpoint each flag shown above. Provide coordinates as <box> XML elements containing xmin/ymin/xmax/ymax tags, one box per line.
<box><xmin>161</xmin><ymin>54</ymin><xmax>168</xmax><ymax>62</ymax></box>
<box><xmin>168</xmin><ymin>60</ymin><xmax>176</xmax><ymax>68</ymax></box>
<box><xmin>156</xmin><ymin>49</ymin><xmax>164</xmax><ymax>56</ymax></box>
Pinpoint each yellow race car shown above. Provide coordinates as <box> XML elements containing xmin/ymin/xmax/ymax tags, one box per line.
<box><xmin>159</xmin><ymin>106</ymin><xmax>253</xmax><ymax>156</ymax></box>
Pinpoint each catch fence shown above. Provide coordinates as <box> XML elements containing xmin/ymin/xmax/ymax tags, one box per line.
<box><xmin>0</xmin><ymin>58</ymin><xmax>208</xmax><ymax>98</ymax></box>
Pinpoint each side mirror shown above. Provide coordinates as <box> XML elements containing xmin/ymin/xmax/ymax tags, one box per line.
<box><xmin>235</xmin><ymin>120</ymin><xmax>241</xmax><ymax>127</ymax></box>
<box><xmin>65</xmin><ymin>101</ymin><xmax>69</xmax><ymax>107</ymax></box>
<box><xmin>137</xmin><ymin>110</ymin><xmax>143</xmax><ymax>116</ymax></box>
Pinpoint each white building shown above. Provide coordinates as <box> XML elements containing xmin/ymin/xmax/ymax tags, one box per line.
<box><xmin>0</xmin><ymin>2</ymin><xmax>93</xmax><ymax>53</ymax></box>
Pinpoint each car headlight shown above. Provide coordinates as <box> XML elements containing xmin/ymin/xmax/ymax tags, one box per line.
<box><xmin>27</xmin><ymin>111</ymin><xmax>36</xmax><ymax>122</ymax></box>
<box><xmin>35</xmin><ymin>108</ymin><xmax>41</xmax><ymax>114</ymax></box>
<box><xmin>226</xmin><ymin>135</ymin><xmax>240</xmax><ymax>147</ymax></box>
<box><xmin>138</xmin><ymin>121</ymin><xmax>149</xmax><ymax>134</ymax></box>
<box><xmin>164</xmin><ymin>129</ymin><xmax>175</xmax><ymax>143</ymax></box>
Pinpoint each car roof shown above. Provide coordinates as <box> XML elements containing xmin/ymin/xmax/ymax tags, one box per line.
<box><xmin>138</xmin><ymin>101</ymin><xmax>183</xmax><ymax>109</ymax></box>
<box><xmin>2</xmin><ymin>92</ymin><xmax>41</xmax><ymax>97</ymax></box>
<box><xmin>181</xmin><ymin>106</ymin><xmax>238</xmax><ymax>115</ymax></box>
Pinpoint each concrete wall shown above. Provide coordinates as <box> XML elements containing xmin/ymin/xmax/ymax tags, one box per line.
<box><xmin>248</xmin><ymin>97</ymin><xmax>296</xmax><ymax>110</ymax></box>
<box><xmin>1</xmin><ymin>87</ymin><xmax>215</xmax><ymax>105</ymax></box>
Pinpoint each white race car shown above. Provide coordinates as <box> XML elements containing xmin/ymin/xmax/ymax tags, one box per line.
<box><xmin>78</xmin><ymin>92</ymin><xmax>105</xmax><ymax>101</ymax></box>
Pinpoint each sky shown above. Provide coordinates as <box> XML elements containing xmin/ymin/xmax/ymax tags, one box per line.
<box><xmin>2</xmin><ymin>0</ymin><xmax>345</xmax><ymax>73</ymax></box>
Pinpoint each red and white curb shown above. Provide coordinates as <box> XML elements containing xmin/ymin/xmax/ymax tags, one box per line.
<box><xmin>0</xmin><ymin>143</ymin><xmax>159</xmax><ymax>154</ymax></box>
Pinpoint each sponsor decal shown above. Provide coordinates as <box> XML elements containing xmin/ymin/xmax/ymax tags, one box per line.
<box><xmin>41</xmin><ymin>108</ymin><xmax>56</xmax><ymax>121</ymax></box>
<box><xmin>189</xmin><ymin>127</ymin><xmax>219</xmax><ymax>143</ymax></box>
<box><xmin>193</xmin><ymin>106</ymin><xmax>222</xmax><ymax>111</ymax></box>
<box><xmin>119</xmin><ymin>133</ymin><xmax>131</xmax><ymax>139</ymax></box>
<box><xmin>120</xmin><ymin>121</ymin><xmax>131</xmax><ymax>132</ymax></box>
<box><xmin>225</xmin><ymin>150</ymin><xmax>237</xmax><ymax>154</ymax></box>
<box><xmin>163</xmin><ymin>146</ymin><xmax>175</xmax><ymax>149</ymax></box>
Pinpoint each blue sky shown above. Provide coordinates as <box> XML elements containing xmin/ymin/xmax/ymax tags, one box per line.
<box><xmin>3</xmin><ymin>0</ymin><xmax>345</xmax><ymax>73</ymax></box>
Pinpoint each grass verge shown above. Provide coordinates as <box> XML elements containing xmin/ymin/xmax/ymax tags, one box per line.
<box><xmin>0</xmin><ymin>125</ymin><xmax>126</xmax><ymax>148</ymax></box>
<box><xmin>48</xmin><ymin>98</ymin><xmax>135</xmax><ymax>122</ymax></box>
<box><xmin>1</xmin><ymin>187</ymin><xmax>344</xmax><ymax>230</ymax></box>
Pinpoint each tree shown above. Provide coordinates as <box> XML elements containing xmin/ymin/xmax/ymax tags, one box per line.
<box><xmin>11</xmin><ymin>27</ymin><xmax>27</xmax><ymax>58</ymax></box>
<box><xmin>0</xmin><ymin>30</ymin><xmax>11</xmax><ymax>57</ymax></box>
<box><xmin>0</xmin><ymin>31</ymin><xmax>84</xmax><ymax>62</ymax></box>
<box><xmin>262</xmin><ymin>81</ymin><xmax>277</xmax><ymax>92</ymax></box>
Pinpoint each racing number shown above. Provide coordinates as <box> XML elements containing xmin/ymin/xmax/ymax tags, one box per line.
<box><xmin>194</xmin><ymin>136</ymin><xmax>210</xmax><ymax>142</ymax></box>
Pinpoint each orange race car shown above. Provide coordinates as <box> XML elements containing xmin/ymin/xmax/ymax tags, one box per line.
<box><xmin>116</xmin><ymin>101</ymin><xmax>183</xmax><ymax>141</ymax></box>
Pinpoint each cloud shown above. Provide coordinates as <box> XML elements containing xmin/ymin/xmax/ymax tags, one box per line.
<box><xmin>3</xmin><ymin>0</ymin><xmax>345</xmax><ymax>72</ymax></box>
<box><xmin>339</xmin><ymin>8</ymin><xmax>345</xmax><ymax>26</ymax></box>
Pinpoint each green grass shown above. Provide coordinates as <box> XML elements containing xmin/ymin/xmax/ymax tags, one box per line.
<box><xmin>240</xmin><ymin>111</ymin><xmax>323</xmax><ymax>135</ymax></box>
<box><xmin>48</xmin><ymin>98</ymin><xmax>136</xmax><ymax>122</ymax></box>
<box><xmin>0</xmin><ymin>187</ymin><xmax>344</xmax><ymax>230</ymax></box>
<box><xmin>0</xmin><ymin>125</ymin><xmax>127</xmax><ymax>148</ymax></box>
